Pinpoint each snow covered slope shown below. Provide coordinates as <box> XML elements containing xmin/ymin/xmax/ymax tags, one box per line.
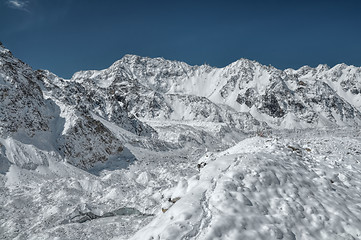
<box><xmin>1</xmin><ymin>42</ymin><xmax>361</xmax><ymax>240</ymax></box>
<box><xmin>130</xmin><ymin>131</ymin><xmax>361</xmax><ymax>240</ymax></box>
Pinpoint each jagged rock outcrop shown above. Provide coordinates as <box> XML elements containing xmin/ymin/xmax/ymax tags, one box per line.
<box><xmin>58</xmin><ymin>113</ymin><xmax>123</xmax><ymax>169</ymax></box>
<box><xmin>0</xmin><ymin>44</ymin><xmax>124</xmax><ymax>170</ymax></box>
<box><xmin>36</xmin><ymin>69</ymin><xmax>157</xmax><ymax>137</ymax></box>
<box><xmin>0</xmin><ymin>44</ymin><xmax>53</xmax><ymax>137</ymax></box>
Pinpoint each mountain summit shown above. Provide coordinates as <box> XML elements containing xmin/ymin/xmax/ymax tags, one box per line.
<box><xmin>56</xmin><ymin>53</ymin><xmax>361</xmax><ymax>130</ymax></box>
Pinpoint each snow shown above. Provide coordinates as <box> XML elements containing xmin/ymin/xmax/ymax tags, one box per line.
<box><xmin>2</xmin><ymin>46</ymin><xmax>361</xmax><ymax>240</ymax></box>
<box><xmin>280</xmin><ymin>112</ymin><xmax>311</xmax><ymax>129</ymax></box>
<box><xmin>96</xmin><ymin>75</ymin><xmax>115</xmax><ymax>88</ymax></box>
<box><xmin>56</xmin><ymin>103</ymin><xmax>79</xmax><ymax>135</ymax></box>
<box><xmin>249</xmin><ymin>106</ymin><xmax>280</xmax><ymax>128</ymax></box>
<box><xmin>1</xmin><ymin>127</ymin><xmax>361</xmax><ymax>240</ymax></box>
<box><xmin>324</xmin><ymin>77</ymin><xmax>361</xmax><ymax>110</ymax></box>
<box><xmin>129</xmin><ymin>132</ymin><xmax>361</xmax><ymax>240</ymax></box>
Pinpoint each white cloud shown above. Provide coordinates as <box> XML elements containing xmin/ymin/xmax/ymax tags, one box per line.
<box><xmin>6</xmin><ymin>0</ymin><xmax>29</xmax><ymax>11</ymax></box>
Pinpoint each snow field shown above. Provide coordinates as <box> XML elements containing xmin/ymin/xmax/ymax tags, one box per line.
<box><xmin>131</xmin><ymin>135</ymin><xmax>361</xmax><ymax>240</ymax></box>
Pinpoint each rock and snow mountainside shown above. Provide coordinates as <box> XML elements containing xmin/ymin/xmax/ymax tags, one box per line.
<box><xmin>104</xmin><ymin>54</ymin><xmax>361</xmax><ymax>128</ymax></box>
<box><xmin>0</xmin><ymin>43</ymin><xmax>124</xmax><ymax>170</ymax></box>
<box><xmin>1</xmin><ymin>42</ymin><xmax>361</xmax><ymax>240</ymax></box>
<box><xmin>0</xmin><ymin>43</ymin><xmax>52</xmax><ymax>137</ymax></box>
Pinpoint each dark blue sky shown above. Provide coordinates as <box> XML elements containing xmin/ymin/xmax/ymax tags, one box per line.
<box><xmin>1</xmin><ymin>0</ymin><xmax>361</xmax><ymax>78</ymax></box>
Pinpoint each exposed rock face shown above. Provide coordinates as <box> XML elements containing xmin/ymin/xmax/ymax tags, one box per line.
<box><xmin>36</xmin><ymin>69</ymin><xmax>157</xmax><ymax>138</ymax></box>
<box><xmin>58</xmin><ymin>113</ymin><xmax>123</xmax><ymax>169</ymax></box>
<box><xmin>0</xmin><ymin>44</ymin><xmax>124</xmax><ymax>170</ymax></box>
<box><xmin>0</xmin><ymin>44</ymin><xmax>52</xmax><ymax>137</ymax></box>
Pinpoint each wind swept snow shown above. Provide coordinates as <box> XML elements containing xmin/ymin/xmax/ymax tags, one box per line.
<box><xmin>130</xmin><ymin>132</ymin><xmax>361</xmax><ymax>240</ymax></box>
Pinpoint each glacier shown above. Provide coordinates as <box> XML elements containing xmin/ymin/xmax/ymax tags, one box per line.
<box><xmin>1</xmin><ymin>42</ymin><xmax>361</xmax><ymax>239</ymax></box>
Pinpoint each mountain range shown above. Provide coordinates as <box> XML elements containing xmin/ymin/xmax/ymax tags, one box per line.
<box><xmin>1</xmin><ymin>42</ymin><xmax>361</xmax><ymax>239</ymax></box>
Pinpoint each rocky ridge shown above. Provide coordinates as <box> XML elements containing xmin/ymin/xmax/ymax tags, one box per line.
<box><xmin>0</xmin><ymin>44</ymin><xmax>123</xmax><ymax>170</ymax></box>
<box><xmin>1</xmin><ymin>42</ymin><xmax>361</xmax><ymax>169</ymax></box>
<box><xmin>62</xmin><ymin>54</ymin><xmax>361</xmax><ymax>131</ymax></box>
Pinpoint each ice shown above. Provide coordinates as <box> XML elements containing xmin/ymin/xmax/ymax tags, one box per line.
<box><xmin>131</xmin><ymin>132</ymin><xmax>361</xmax><ymax>240</ymax></box>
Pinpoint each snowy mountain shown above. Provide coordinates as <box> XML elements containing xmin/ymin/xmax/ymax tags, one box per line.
<box><xmin>113</xmin><ymin>54</ymin><xmax>361</xmax><ymax>128</ymax></box>
<box><xmin>48</xmin><ymin>53</ymin><xmax>361</xmax><ymax>132</ymax></box>
<box><xmin>0</xmin><ymin>43</ymin><xmax>124</xmax><ymax>170</ymax></box>
<box><xmin>1</xmin><ymin>42</ymin><xmax>361</xmax><ymax>240</ymax></box>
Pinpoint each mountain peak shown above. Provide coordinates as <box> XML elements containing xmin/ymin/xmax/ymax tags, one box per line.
<box><xmin>121</xmin><ymin>54</ymin><xmax>143</xmax><ymax>61</ymax></box>
<box><xmin>316</xmin><ymin>64</ymin><xmax>330</xmax><ymax>71</ymax></box>
<box><xmin>119</xmin><ymin>54</ymin><xmax>168</xmax><ymax>64</ymax></box>
<box><xmin>231</xmin><ymin>58</ymin><xmax>257</xmax><ymax>67</ymax></box>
